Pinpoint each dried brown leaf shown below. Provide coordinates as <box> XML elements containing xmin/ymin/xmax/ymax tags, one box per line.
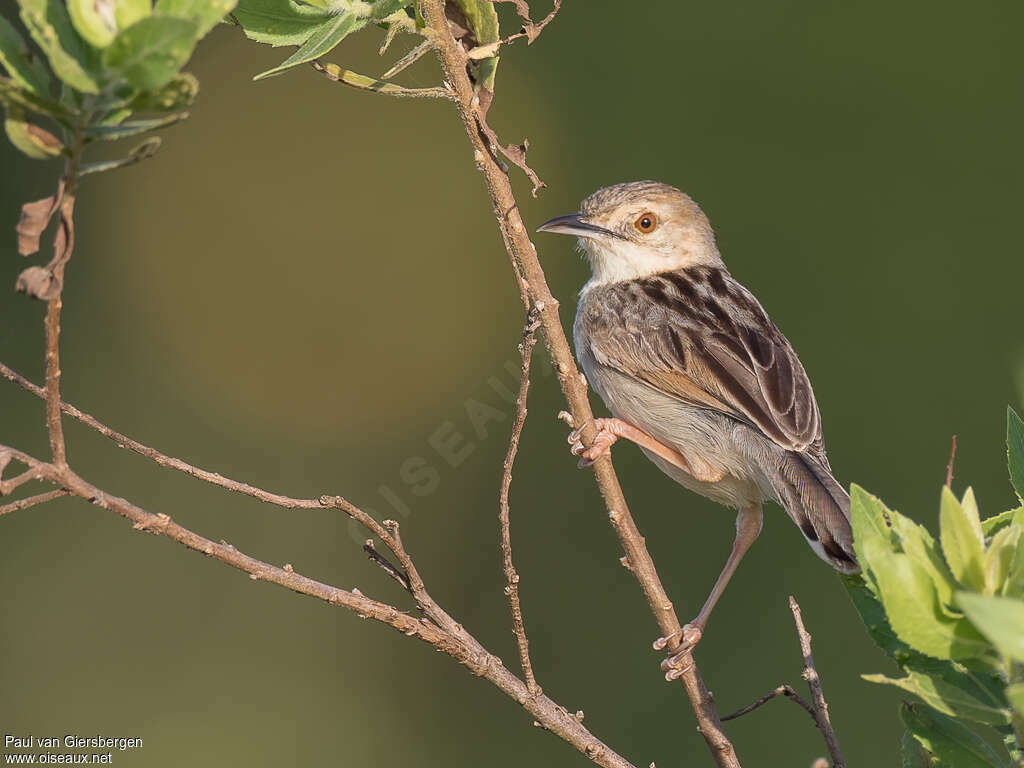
<box><xmin>15</xmin><ymin>265</ymin><xmax>61</xmax><ymax>300</ymax></box>
<box><xmin>16</xmin><ymin>193</ymin><xmax>58</xmax><ymax>256</ymax></box>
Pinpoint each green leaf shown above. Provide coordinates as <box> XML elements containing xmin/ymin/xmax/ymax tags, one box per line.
<box><xmin>842</xmin><ymin>574</ymin><xmax>1008</xmax><ymax>711</ymax></box>
<box><xmin>99</xmin><ymin>106</ymin><xmax>131</xmax><ymax>125</ymax></box>
<box><xmin>1007</xmin><ymin>683</ymin><xmax>1024</xmax><ymax>718</ymax></box>
<box><xmin>942</xmin><ymin>487</ymin><xmax>987</xmax><ymax>590</ymax></box>
<box><xmin>902</xmin><ymin>729</ymin><xmax>938</xmax><ymax>768</ymax></box>
<box><xmin>155</xmin><ymin>0</ymin><xmax>237</xmax><ymax>38</ymax></box>
<box><xmin>18</xmin><ymin>0</ymin><xmax>100</xmax><ymax>93</ymax></box>
<box><xmin>901</xmin><ymin>703</ymin><xmax>1006</xmax><ymax>768</ymax></box>
<box><xmin>83</xmin><ymin>110</ymin><xmax>187</xmax><ymax>140</ymax></box>
<box><xmin>371</xmin><ymin>0</ymin><xmax>413</xmax><ymax>19</ymax></box>
<box><xmin>1010</xmin><ymin>407</ymin><xmax>1024</xmax><ymax>501</ymax></box>
<box><xmin>984</xmin><ymin>524</ymin><xmax>1020</xmax><ymax>595</ymax></box>
<box><xmin>850</xmin><ymin>486</ymin><xmax>987</xmax><ymax>659</ymax></box>
<box><xmin>957</xmin><ymin>592</ymin><xmax>1024</xmax><ymax>663</ymax></box>
<box><xmin>983</xmin><ymin>507</ymin><xmax>1021</xmax><ymax>537</ymax></box>
<box><xmin>1007</xmin><ymin>513</ymin><xmax>1024</xmax><ymax>598</ymax></box>
<box><xmin>102</xmin><ymin>15</ymin><xmax>198</xmax><ymax>91</ymax></box>
<box><xmin>253</xmin><ymin>11</ymin><xmax>367</xmax><ymax>80</ymax></box>
<box><xmin>79</xmin><ymin>135</ymin><xmax>160</xmax><ymax>175</ymax></box>
<box><xmin>115</xmin><ymin>0</ymin><xmax>152</xmax><ymax>29</ymax></box>
<box><xmin>68</xmin><ymin>0</ymin><xmax>118</xmax><ymax>48</ymax></box>
<box><xmin>127</xmin><ymin>71</ymin><xmax>197</xmax><ymax>110</ymax></box>
<box><xmin>842</xmin><ymin>572</ymin><xmax>906</xmax><ymax>659</ymax></box>
<box><xmin>868</xmin><ymin>534</ymin><xmax>985</xmax><ymax>659</ymax></box>
<box><xmin>0</xmin><ymin>77</ymin><xmax>77</xmax><ymax>123</ymax></box>
<box><xmin>450</xmin><ymin>0</ymin><xmax>498</xmax><ymax>92</ymax></box>
<box><xmin>4</xmin><ymin>110</ymin><xmax>63</xmax><ymax>158</ymax></box>
<box><xmin>864</xmin><ymin>671</ymin><xmax>1012</xmax><ymax>725</ymax></box>
<box><xmin>0</xmin><ymin>14</ymin><xmax>52</xmax><ymax>94</ymax></box>
<box><xmin>233</xmin><ymin>0</ymin><xmax>331</xmax><ymax>47</ymax></box>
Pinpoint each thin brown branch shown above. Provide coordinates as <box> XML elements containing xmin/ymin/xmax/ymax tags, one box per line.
<box><xmin>420</xmin><ymin>3</ymin><xmax>740</xmax><ymax>765</ymax></box>
<box><xmin>311</xmin><ymin>60</ymin><xmax>453</xmax><ymax>99</ymax></box>
<box><xmin>722</xmin><ymin>684</ymin><xmax>815</xmax><ymax>722</ymax></box>
<box><xmin>43</xmin><ymin>173</ymin><xmax>78</xmax><ymax>468</ymax></box>
<box><xmin>0</xmin><ymin>443</ymin><xmax>636</xmax><ymax>768</ymax></box>
<box><xmin>381</xmin><ymin>39</ymin><xmax>433</xmax><ymax>79</ymax></box>
<box><xmin>0</xmin><ymin>359</ymin><xmax>522</xmax><ymax>698</ymax></box>
<box><xmin>0</xmin><ymin>464</ymin><xmax>46</xmax><ymax>496</ymax></box>
<box><xmin>0</xmin><ymin>489</ymin><xmax>69</xmax><ymax>516</ymax></box>
<box><xmin>0</xmin><ymin>361</ymin><xmax>332</xmax><ymax>509</ymax></box>
<box><xmin>362</xmin><ymin>539</ymin><xmax>412</xmax><ymax>591</ymax></box>
<box><xmin>499</xmin><ymin>306</ymin><xmax>543</xmax><ymax>696</ymax></box>
<box><xmin>945</xmin><ymin>434</ymin><xmax>957</xmax><ymax>489</ymax></box>
<box><xmin>789</xmin><ymin>596</ymin><xmax>846</xmax><ymax>768</ymax></box>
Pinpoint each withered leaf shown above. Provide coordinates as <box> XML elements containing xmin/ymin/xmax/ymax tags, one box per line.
<box><xmin>15</xmin><ymin>179</ymin><xmax>64</xmax><ymax>256</ymax></box>
<box><xmin>15</xmin><ymin>265</ymin><xmax>62</xmax><ymax>300</ymax></box>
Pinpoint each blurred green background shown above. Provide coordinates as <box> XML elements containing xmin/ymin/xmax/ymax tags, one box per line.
<box><xmin>2</xmin><ymin>1</ymin><xmax>1022</xmax><ymax>766</ymax></box>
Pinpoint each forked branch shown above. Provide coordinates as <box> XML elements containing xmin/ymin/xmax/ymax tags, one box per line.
<box><xmin>0</xmin><ymin>366</ymin><xmax>634</xmax><ymax>768</ymax></box>
<box><xmin>721</xmin><ymin>597</ymin><xmax>846</xmax><ymax>767</ymax></box>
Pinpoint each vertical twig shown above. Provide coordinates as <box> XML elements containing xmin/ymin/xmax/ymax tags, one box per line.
<box><xmin>420</xmin><ymin>3</ymin><xmax>740</xmax><ymax>765</ymax></box>
<box><xmin>499</xmin><ymin>305</ymin><xmax>543</xmax><ymax>696</ymax></box>
<box><xmin>945</xmin><ymin>434</ymin><xmax>957</xmax><ymax>489</ymax></box>
<box><xmin>789</xmin><ymin>596</ymin><xmax>846</xmax><ymax>768</ymax></box>
<box><xmin>43</xmin><ymin>158</ymin><xmax>80</xmax><ymax>469</ymax></box>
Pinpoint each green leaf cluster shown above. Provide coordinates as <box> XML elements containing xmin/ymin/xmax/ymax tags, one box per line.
<box><xmin>1</xmin><ymin>0</ymin><xmax>234</xmax><ymax>172</ymax></box>
<box><xmin>233</xmin><ymin>0</ymin><xmax>416</xmax><ymax>80</ymax></box>
<box><xmin>847</xmin><ymin>407</ymin><xmax>1024</xmax><ymax>766</ymax></box>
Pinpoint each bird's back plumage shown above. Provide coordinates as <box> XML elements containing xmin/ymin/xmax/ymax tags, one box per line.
<box><xmin>575</xmin><ymin>266</ymin><xmax>858</xmax><ymax>573</ymax></box>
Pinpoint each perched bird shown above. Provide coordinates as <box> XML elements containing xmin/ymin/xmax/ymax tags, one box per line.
<box><xmin>538</xmin><ymin>181</ymin><xmax>857</xmax><ymax>671</ymax></box>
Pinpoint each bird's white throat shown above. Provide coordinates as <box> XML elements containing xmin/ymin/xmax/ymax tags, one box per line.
<box><xmin>578</xmin><ymin>235</ymin><xmax>724</xmax><ymax>290</ymax></box>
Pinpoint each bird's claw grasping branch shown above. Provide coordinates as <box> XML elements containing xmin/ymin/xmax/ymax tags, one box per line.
<box><xmin>419</xmin><ymin>2</ymin><xmax>740</xmax><ymax>764</ymax></box>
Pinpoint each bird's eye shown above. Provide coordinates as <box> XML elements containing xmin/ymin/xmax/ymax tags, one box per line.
<box><xmin>634</xmin><ymin>212</ymin><xmax>657</xmax><ymax>233</ymax></box>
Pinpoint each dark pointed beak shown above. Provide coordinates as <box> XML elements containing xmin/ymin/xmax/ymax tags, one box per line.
<box><xmin>536</xmin><ymin>213</ymin><xmax>622</xmax><ymax>239</ymax></box>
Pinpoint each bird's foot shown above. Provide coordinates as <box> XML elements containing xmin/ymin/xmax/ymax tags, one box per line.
<box><xmin>654</xmin><ymin>623</ymin><xmax>703</xmax><ymax>681</ymax></box>
<box><xmin>568</xmin><ymin>418</ymin><xmax>621</xmax><ymax>468</ymax></box>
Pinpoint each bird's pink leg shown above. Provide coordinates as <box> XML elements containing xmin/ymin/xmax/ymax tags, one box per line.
<box><xmin>568</xmin><ymin>417</ymin><xmax>723</xmax><ymax>482</ymax></box>
<box><xmin>655</xmin><ymin>504</ymin><xmax>763</xmax><ymax>680</ymax></box>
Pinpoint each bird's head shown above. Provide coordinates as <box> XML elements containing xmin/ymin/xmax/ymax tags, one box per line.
<box><xmin>537</xmin><ymin>181</ymin><xmax>723</xmax><ymax>285</ymax></box>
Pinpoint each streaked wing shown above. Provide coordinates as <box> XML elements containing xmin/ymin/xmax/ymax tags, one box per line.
<box><xmin>582</xmin><ymin>266</ymin><xmax>823</xmax><ymax>454</ymax></box>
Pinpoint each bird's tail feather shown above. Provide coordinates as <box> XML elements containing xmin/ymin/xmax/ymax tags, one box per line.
<box><xmin>772</xmin><ymin>452</ymin><xmax>859</xmax><ymax>573</ymax></box>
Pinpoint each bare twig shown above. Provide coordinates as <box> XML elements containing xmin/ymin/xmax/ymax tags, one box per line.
<box><xmin>945</xmin><ymin>434</ymin><xmax>957</xmax><ymax>489</ymax></box>
<box><xmin>789</xmin><ymin>596</ymin><xmax>846</xmax><ymax>768</ymax></box>
<box><xmin>1</xmin><ymin>360</ymin><xmax>637</xmax><ymax>765</ymax></box>
<box><xmin>499</xmin><ymin>306</ymin><xmax>543</xmax><ymax>696</ymax></box>
<box><xmin>0</xmin><ymin>361</ymin><xmax>342</xmax><ymax>509</ymax></box>
<box><xmin>722</xmin><ymin>684</ymin><xmax>815</xmax><ymax>722</ymax></box>
<box><xmin>362</xmin><ymin>539</ymin><xmax>412</xmax><ymax>591</ymax></box>
<box><xmin>421</xmin><ymin>3</ymin><xmax>740</xmax><ymax>765</ymax></box>
<box><xmin>381</xmin><ymin>39</ymin><xmax>434</xmax><ymax>79</ymax></box>
<box><xmin>311</xmin><ymin>60</ymin><xmax>453</xmax><ymax>99</ymax></box>
<box><xmin>0</xmin><ymin>489</ymin><xmax>69</xmax><ymax>517</ymax></box>
<box><xmin>0</xmin><ymin>441</ymin><xmax>636</xmax><ymax>768</ymax></box>
<box><xmin>43</xmin><ymin>170</ymin><xmax>79</xmax><ymax>468</ymax></box>
<box><xmin>0</xmin><ymin>464</ymin><xmax>46</xmax><ymax>496</ymax></box>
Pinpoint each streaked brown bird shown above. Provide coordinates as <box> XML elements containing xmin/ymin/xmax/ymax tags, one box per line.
<box><xmin>538</xmin><ymin>181</ymin><xmax>857</xmax><ymax>673</ymax></box>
